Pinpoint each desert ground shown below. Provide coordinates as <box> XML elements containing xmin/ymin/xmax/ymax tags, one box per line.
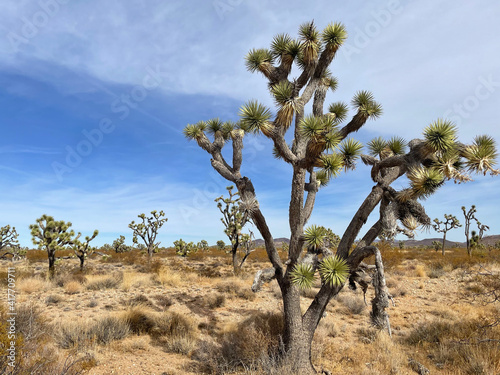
<box><xmin>1</xmin><ymin>246</ymin><xmax>499</xmax><ymax>375</ymax></box>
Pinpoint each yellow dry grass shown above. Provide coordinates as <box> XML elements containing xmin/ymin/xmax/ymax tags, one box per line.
<box><xmin>121</xmin><ymin>271</ymin><xmax>153</xmax><ymax>291</ymax></box>
<box><xmin>17</xmin><ymin>277</ymin><xmax>52</xmax><ymax>294</ymax></box>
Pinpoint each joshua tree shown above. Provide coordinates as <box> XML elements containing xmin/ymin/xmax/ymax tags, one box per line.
<box><xmin>215</xmin><ymin>185</ymin><xmax>251</xmax><ymax>273</ymax></box>
<box><xmin>30</xmin><ymin>215</ymin><xmax>77</xmax><ymax>278</ymax></box>
<box><xmin>174</xmin><ymin>239</ymin><xmax>196</xmax><ymax>257</ymax></box>
<box><xmin>73</xmin><ymin>230</ymin><xmax>99</xmax><ymax>270</ymax></box>
<box><xmin>197</xmin><ymin>240</ymin><xmax>209</xmax><ymax>251</ymax></box>
<box><xmin>112</xmin><ymin>235</ymin><xmax>128</xmax><ymax>253</ymax></box>
<box><xmin>183</xmin><ymin>21</ymin><xmax>499</xmax><ymax>373</ymax></box>
<box><xmin>129</xmin><ymin>210</ymin><xmax>168</xmax><ymax>259</ymax></box>
<box><xmin>0</xmin><ymin>225</ymin><xmax>23</xmax><ymax>260</ymax></box>
<box><xmin>432</xmin><ymin>214</ymin><xmax>461</xmax><ymax>255</ymax></box>
<box><xmin>216</xmin><ymin>240</ymin><xmax>226</xmax><ymax>251</ymax></box>
<box><xmin>461</xmin><ymin>206</ymin><xmax>489</xmax><ymax>255</ymax></box>
<box><xmin>237</xmin><ymin>230</ymin><xmax>256</xmax><ymax>269</ymax></box>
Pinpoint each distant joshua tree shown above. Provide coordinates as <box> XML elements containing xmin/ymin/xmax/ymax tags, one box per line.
<box><xmin>112</xmin><ymin>235</ymin><xmax>128</xmax><ymax>253</ymax></box>
<box><xmin>197</xmin><ymin>240</ymin><xmax>209</xmax><ymax>251</ymax></box>
<box><xmin>216</xmin><ymin>240</ymin><xmax>226</xmax><ymax>251</ymax></box>
<box><xmin>129</xmin><ymin>210</ymin><xmax>168</xmax><ymax>259</ymax></box>
<box><xmin>174</xmin><ymin>239</ymin><xmax>196</xmax><ymax>257</ymax></box>
<box><xmin>30</xmin><ymin>215</ymin><xmax>76</xmax><ymax>278</ymax></box>
<box><xmin>432</xmin><ymin>214</ymin><xmax>461</xmax><ymax>255</ymax></box>
<box><xmin>0</xmin><ymin>225</ymin><xmax>22</xmax><ymax>260</ymax></box>
<box><xmin>73</xmin><ymin>230</ymin><xmax>99</xmax><ymax>270</ymax></box>
<box><xmin>215</xmin><ymin>185</ymin><xmax>251</xmax><ymax>273</ymax></box>
<box><xmin>462</xmin><ymin>206</ymin><xmax>489</xmax><ymax>256</ymax></box>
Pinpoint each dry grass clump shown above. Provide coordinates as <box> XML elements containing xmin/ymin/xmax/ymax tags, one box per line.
<box><xmin>17</xmin><ymin>276</ymin><xmax>52</xmax><ymax>294</ymax></box>
<box><xmin>203</xmin><ymin>293</ymin><xmax>226</xmax><ymax>309</ymax></box>
<box><xmin>46</xmin><ymin>294</ymin><xmax>65</xmax><ymax>305</ymax></box>
<box><xmin>58</xmin><ymin>315</ymin><xmax>130</xmax><ymax>349</ymax></box>
<box><xmin>121</xmin><ymin>271</ymin><xmax>153</xmax><ymax>291</ymax></box>
<box><xmin>121</xmin><ymin>305</ymin><xmax>157</xmax><ymax>334</ymax></box>
<box><xmin>152</xmin><ymin>311</ymin><xmax>198</xmax><ymax>355</ymax></box>
<box><xmin>405</xmin><ymin>318</ymin><xmax>500</xmax><ymax>374</ymax></box>
<box><xmin>415</xmin><ymin>264</ymin><xmax>427</xmax><ymax>278</ymax></box>
<box><xmin>64</xmin><ymin>280</ymin><xmax>84</xmax><ymax>294</ymax></box>
<box><xmin>152</xmin><ymin>294</ymin><xmax>173</xmax><ymax>310</ymax></box>
<box><xmin>198</xmin><ymin>311</ymin><xmax>284</xmax><ymax>373</ymax></box>
<box><xmin>153</xmin><ymin>267</ymin><xmax>183</xmax><ymax>287</ymax></box>
<box><xmin>86</xmin><ymin>273</ymin><xmax>122</xmax><ymax>290</ymax></box>
<box><xmin>216</xmin><ymin>278</ymin><xmax>256</xmax><ymax>300</ymax></box>
<box><xmin>338</xmin><ymin>295</ymin><xmax>366</xmax><ymax>315</ymax></box>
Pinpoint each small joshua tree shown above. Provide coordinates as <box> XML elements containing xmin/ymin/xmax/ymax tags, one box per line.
<box><xmin>174</xmin><ymin>239</ymin><xmax>196</xmax><ymax>257</ymax></box>
<box><xmin>216</xmin><ymin>240</ymin><xmax>226</xmax><ymax>251</ymax></box>
<box><xmin>0</xmin><ymin>225</ymin><xmax>23</xmax><ymax>260</ymax></box>
<box><xmin>215</xmin><ymin>185</ymin><xmax>251</xmax><ymax>273</ymax></box>
<box><xmin>238</xmin><ymin>230</ymin><xmax>256</xmax><ymax>269</ymax></box>
<box><xmin>30</xmin><ymin>215</ymin><xmax>76</xmax><ymax>278</ymax></box>
<box><xmin>462</xmin><ymin>206</ymin><xmax>489</xmax><ymax>255</ymax></box>
<box><xmin>112</xmin><ymin>235</ymin><xmax>128</xmax><ymax>253</ymax></box>
<box><xmin>432</xmin><ymin>214</ymin><xmax>461</xmax><ymax>255</ymax></box>
<box><xmin>129</xmin><ymin>210</ymin><xmax>168</xmax><ymax>259</ymax></box>
<box><xmin>73</xmin><ymin>230</ymin><xmax>99</xmax><ymax>270</ymax></box>
<box><xmin>197</xmin><ymin>240</ymin><xmax>209</xmax><ymax>251</ymax></box>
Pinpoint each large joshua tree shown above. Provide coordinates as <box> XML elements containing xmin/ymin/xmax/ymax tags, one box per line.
<box><xmin>183</xmin><ymin>21</ymin><xmax>499</xmax><ymax>373</ymax></box>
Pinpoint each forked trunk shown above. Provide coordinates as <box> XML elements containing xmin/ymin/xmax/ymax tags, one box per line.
<box><xmin>231</xmin><ymin>239</ymin><xmax>240</xmax><ymax>274</ymax></box>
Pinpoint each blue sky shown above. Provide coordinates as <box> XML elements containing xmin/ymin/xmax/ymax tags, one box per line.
<box><xmin>1</xmin><ymin>0</ymin><xmax>499</xmax><ymax>247</ymax></box>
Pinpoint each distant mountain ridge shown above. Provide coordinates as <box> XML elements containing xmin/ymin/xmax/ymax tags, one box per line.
<box><xmin>252</xmin><ymin>235</ymin><xmax>500</xmax><ymax>248</ymax></box>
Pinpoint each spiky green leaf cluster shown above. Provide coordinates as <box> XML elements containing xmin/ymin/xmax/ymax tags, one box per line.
<box><xmin>183</xmin><ymin>121</ymin><xmax>206</xmax><ymax>140</ymax></box>
<box><xmin>463</xmin><ymin>135</ymin><xmax>498</xmax><ymax>175</ymax></box>
<box><xmin>319</xmin><ymin>256</ymin><xmax>349</xmax><ymax>287</ymax></box>
<box><xmin>239</xmin><ymin>100</ymin><xmax>273</xmax><ymax>134</ymax></box>
<box><xmin>367</xmin><ymin>137</ymin><xmax>387</xmax><ymax>157</ymax></box>
<box><xmin>328</xmin><ymin>102</ymin><xmax>349</xmax><ymax>123</ymax></box>
<box><xmin>319</xmin><ymin>153</ymin><xmax>344</xmax><ymax>179</ymax></box>
<box><xmin>338</xmin><ymin>138</ymin><xmax>363</xmax><ymax>170</ymax></box>
<box><xmin>298</xmin><ymin>21</ymin><xmax>320</xmax><ymax>64</ymax></box>
<box><xmin>290</xmin><ymin>263</ymin><xmax>316</xmax><ymax>289</ymax></box>
<box><xmin>321</xmin><ymin>22</ymin><xmax>347</xmax><ymax>48</ymax></box>
<box><xmin>423</xmin><ymin>119</ymin><xmax>457</xmax><ymax>153</ymax></box>
<box><xmin>304</xmin><ymin>225</ymin><xmax>326</xmax><ymax>251</ymax></box>
<box><xmin>351</xmin><ymin>91</ymin><xmax>383</xmax><ymax>119</ymax></box>
<box><xmin>270</xmin><ymin>33</ymin><xmax>301</xmax><ymax>60</ymax></box>
<box><xmin>387</xmin><ymin>136</ymin><xmax>407</xmax><ymax>155</ymax></box>
<box><xmin>407</xmin><ymin>166</ymin><xmax>445</xmax><ymax>199</ymax></box>
<box><xmin>271</xmin><ymin>80</ymin><xmax>294</xmax><ymax>107</ymax></box>
<box><xmin>245</xmin><ymin>48</ymin><xmax>274</xmax><ymax>73</ymax></box>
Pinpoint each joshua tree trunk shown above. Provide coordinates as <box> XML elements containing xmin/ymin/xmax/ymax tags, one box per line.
<box><xmin>231</xmin><ymin>237</ymin><xmax>240</xmax><ymax>273</ymax></box>
<box><xmin>441</xmin><ymin>232</ymin><xmax>447</xmax><ymax>256</ymax></box>
<box><xmin>48</xmin><ymin>250</ymin><xmax>56</xmax><ymax>279</ymax></box>
<box><xmin>78</xmin><ymin>255</ymin><xmax>85</xmax><ymax>270</ymax></box>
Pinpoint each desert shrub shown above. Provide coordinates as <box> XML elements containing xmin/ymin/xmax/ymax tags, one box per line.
<box><xmin>64</xmin><ymin>281</ymin><xmax>83</xmax><ymax>294</ymax></box>
<box><xmin>339</xmin><ymin>296</ymin><xmax>366</xmax><ymax>315</ymax></box>
<box><xmin>86</xmin><ymin>273</ymin><xmax>122</xmax><ymax>290</ymax></box>
<box><xmin>415</xmin><ymin>264</ymin><xmax>427</xmax><ymax>278</ymax></box>
<box><xmin>122</xmin><ymin>305</ymin><xmax>157</xmax><ymax>335</ymax></box>
<box><xmin>58</xmin><ymin>315</ymin><xmax>129</xmax><ymax>349</ymax></box>
<box><xmin>218</xmin><ymin>311</ymin><xmax>284</xmax><ymax>371</ymax></box>
<box><xmin>204</xmin><ymin>293</ymin><xmax>226</xmax><ymax>309</ymax></box>
<box><xmin>17</xmin><ymin>277</ymin><xmax>52</xmax><ymax>294</ymax></box>
<box><xmin>152</xmin><ymin>294</ymin><xmax>173</xmax><ymax>310</ymax></box>
<box><xmin>153</xmin><ymin>311</ymin><xmax>198</xmax><ymax>355</ymax></box>
<box><xmin>126</xmin><ymin>294</ymin><xmax>154</xmax><ymax>307</ymax></box>
<box><xmin>46</xmin><ymin>294</ymin><xmax>64</xmax><ymax>305</ymax></box>
<box><xmin>405</xmin><ymin>318</ymin><xmax>500</xmax><ymax>374</ymax></box>
<box><xmin>153</xmin><ymin>268</ymin><xmax>182</xmax><ymax>287</ymax></box>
